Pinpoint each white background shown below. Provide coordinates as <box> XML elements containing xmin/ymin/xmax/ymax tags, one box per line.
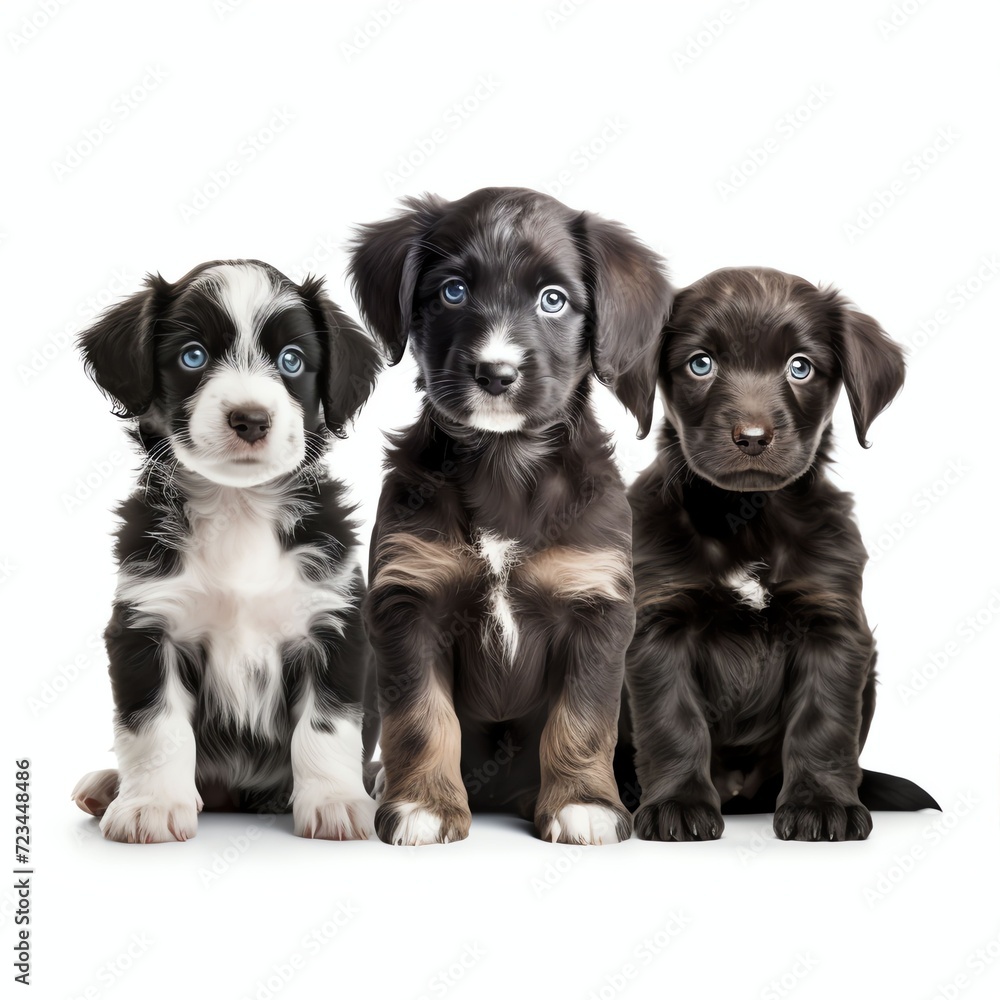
<box><xmin>4</xmin><ymin>0</ymin><xmax>999</xmax><ymax>997</ymax></box>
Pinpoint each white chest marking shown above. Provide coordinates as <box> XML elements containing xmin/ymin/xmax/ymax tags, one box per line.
<box><xmin>117</xmin><ymin>488</ymin><xmax>355</xmax><ymax>736</ymax></box>
<box><xmin>724</xmin><ymin>564</ymin><xmax>770</xmax><ymax>611</ymax></box>
<box><xmin>476</xmin><ymin>530</ymin><xmax>520</xmax><ymax>661</ymax></box>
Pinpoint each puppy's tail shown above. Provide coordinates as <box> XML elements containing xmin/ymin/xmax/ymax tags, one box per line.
<box><xmin>856</xmin><ymin>769</ymin><xmax>941</xmax><ymax>811</ymax></box>
<box><xmin>719</xmin><ymin>768</ymin><xmax>940</xmax><ymax>814</ymax></box>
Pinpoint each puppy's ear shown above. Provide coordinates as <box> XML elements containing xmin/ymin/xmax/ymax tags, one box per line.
<box><xmin>829</xmin><ymin>293</ymin><xmax>906</xmax><ymax>447</ymax></box>
<box><xmin>347</xmin><ymin>194</ymin><xmax>447</xmax><ymax>365</ymax></box>
<box><xmin>656</xmin><ymin>286</ymin><xmax>691</xmax><ymax>379</ymax></box>
<box><xmin>577</xmin><ymin>214</ymin><xmax>673</xmax><ymax>439</ymax></box>
<box><xmin>78</xmin><ymin>274</ymin><xmax>171</xmax><ymax>417</ymax></box>
<box><xmin>300</xmin><ymin>276</ymin><xmax>382</xmax><ymax>438</ymax></box>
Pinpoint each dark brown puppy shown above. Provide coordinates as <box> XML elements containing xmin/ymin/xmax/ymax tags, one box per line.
<box><xmin>349</xmin><ymin>187</ymin><xmax>672</xmax><ymax>845</ymax></box>
<box><xmin>622</xmin><ymin>266</ymin><xmax>937</xmax><ymax>843</ymax></box>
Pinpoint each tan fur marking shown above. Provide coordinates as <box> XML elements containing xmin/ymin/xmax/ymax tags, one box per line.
<box><xmin>379</xmin><ymin>671</ymin><xmax>470</xmax><ymax>834</ymax></box>
<box><xmin>633</xmin><ymin>580</ymin><xmax>704</xmax><ymax>611</ymax></box>
<box><xmin>521</xmin><ymin>546</ymin><xmax>632</xmax><ymax>603</ymax></box>
<box><xmin>535</xmin><ymin>697</ymin><xmax>623</xmax><ymax>833</ymax></box>
<box><xmin>371</xmin><ymin>533</ymin><xmax>472</xmax><ymax>596</ymax></box>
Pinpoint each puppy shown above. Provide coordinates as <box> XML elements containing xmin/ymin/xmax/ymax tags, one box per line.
<box><xmin>349</xmin><ymin>187</ymin><xmax>672</xmax><ymax>845</ymax></box>
<box><xmin>71</xmin><ymin>260</ymin><xmax>382</xmax><ymax>842</ymax></box>
<box><xmin>622</xmin><ymin>266</ymin><xmax>938</xmax><ymax>842</ymax></box>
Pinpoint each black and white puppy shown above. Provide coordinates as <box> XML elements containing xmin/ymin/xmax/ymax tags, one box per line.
<box><xmin>621</xmin><ymin>267</ymin><xmax>938</xmax><ymax>842</ymax></box>
<box><xmin>349</xmin><ymin>187</ymin><xmax>672</xmax><ymax>846</ymax></box>
<box><xmin>71</xmin><ymin>260</ymin><xmax>382</xmax><ymax>843</ymax></box>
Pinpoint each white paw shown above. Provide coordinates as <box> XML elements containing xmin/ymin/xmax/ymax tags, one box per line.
<box><xmin>546</xmin><ymin>804</ymin><xmax>625</xmax><ymax>845</ymax></box>
<box><xmin>99</xmin><ymin>792</ymin><xmax>203</xmax><ymax>844</ymax></box>
<box><xmin>389</xmin><ymin>803</ymin><xmax>446</xmax><ymax>846</ymax></box>
<box><xmin>377</xmin><ymin>800</ymin><xmax>471</xmax><ymax>846</ymax></box>
<box><xmin>72</xmin><ymin>769</ymin><xmax>120</xmax><ymax>817</ymax></box>
<box><xmin>293</xmin><ymin>792</ymin><xmax>376</xmax><ymax>841</ymax></box>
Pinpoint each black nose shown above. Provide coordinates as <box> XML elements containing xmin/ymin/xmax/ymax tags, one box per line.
<box><xmin>474</xmin><ymin>362</ymin><xmax>519</xmax><ymax>396</ymax></box>
<box><xmin>229</xmin><ymin>409</ymin><xmax>271</xmax><ymax>443</ymax></box>
<box><xmin>733</xmin><ymin>424</ymin><xmax>772</xmax><ymax>456</ymax></box>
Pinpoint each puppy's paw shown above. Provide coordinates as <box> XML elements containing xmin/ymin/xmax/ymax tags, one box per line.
<box><xmin>634</xmin><ymin>798</ymin><xmax>724</xmax><ymax>842</ymax></box>
<box><xmin>99</xmin><ymin>793</ymin><xmax>203</xmax><ymax>844</ymax></box>
<box><xmin>375</xmin><ymin>800</ymin><xmax>471</xmax><ymax>846</ymax></box>
<box><xmin>72</xmin><ymin>769</ymin><xmax>119</xmax><ymax>817</ymax></box>
<box><xmin>537</xmin><ymin>803</ymin><xmax>632</xmax><ymax>845</ymax></box>
<box><xmin>773</xmin><ymin>800</ymin><xmax>872</xmax><ymax>842</ymax></box>
<box><xmin>293</xmin><ymin>792</ymin><xmax>376</xmax><ymax>841</ymax></box>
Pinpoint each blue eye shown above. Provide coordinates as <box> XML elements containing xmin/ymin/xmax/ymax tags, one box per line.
<box><xmin>278</xmin><ymin>348</ymin><xmax>304</xmax><ymax>375</ymax></box>
<box><xmin>441</xmin><ymin>279</ymin><xmax>468</xmax><ymax>306</ymax></box>
<box><xmin>788</xmin><ymin>356</ymin><xmax>812</xmax><ymax>381</ymax></box>
<box><xmin>688</xmin><ymin>354</ymin><xmax>713</xmax><ymax>377</ymax></box>
<box><xmin>539</xmin><ymin>287</ymin><xmax>568</xmax><ymax>314</ymax></box>
<box><xmin>180</xmin><ymin>344</ymin><xmax>208</xmax><ymax>370</ymax></box>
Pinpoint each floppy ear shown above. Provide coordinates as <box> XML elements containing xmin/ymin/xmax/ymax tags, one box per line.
<box><xmin>656</xmin><ymin>286</ymin><xmax>691</xmax><ymax>380</ymax></box>
<box><xmin>829</xmin><ymin>293</ymin><xmax>906</xmax><ymax>448</ymax></box>
<box><xmin>577</xmin><ymin>214</ymin><xmax>673</xmax><ymax>439</ymax></box>
<box><xmin>300</xmin><ymin>276</ymin><xmax>382</xmax><ymax>437</ymax></box>
<box><xmin>347</xmin><ymin>194</ymin><xmax>447</xmax><ymax>365</ymax></box>
<box><xmin>77</xmin><ymin>274</ymin><xmax>171</xmax><ymax>417</ymax></box>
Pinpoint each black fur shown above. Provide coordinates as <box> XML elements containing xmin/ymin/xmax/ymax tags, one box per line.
<box><xmin>350</xmin><ymin>187</ymin><xmax>672</xmax><ymax>845</ymax></box>
<box><xmin>619</xmin><ymin>266</ymin><xmax>938</xmax><ymax>842</ymax></box>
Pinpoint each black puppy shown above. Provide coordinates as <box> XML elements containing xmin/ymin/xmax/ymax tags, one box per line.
<box><xmin>622</xmin><ymin>266</ymin><xmax>938</xmax><ymax>842</ymax></box>
<box><xmin>349</xmin><ymin>187</ymin><xmax>672</xmax><ymax>845</ymax></box>
<box><xmin>72</xmin><ymin>260</ymin><xmax>382</xmax><ymax>842</ymax></box>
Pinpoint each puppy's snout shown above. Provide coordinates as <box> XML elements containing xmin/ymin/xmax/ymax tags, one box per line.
<box><xmin>474</xmin><ymin>362</ymin><xmax>519</xmax><ymax>396</ymax></box>
<box><xmin>732</xmin><ymin>423</ymin><xmax>772</xmax><ymax>456</ymax></box>
<box><xmin>229</xmin><ymin>408</ymin><xmax>271</xmax><ymax>443</ymax></box>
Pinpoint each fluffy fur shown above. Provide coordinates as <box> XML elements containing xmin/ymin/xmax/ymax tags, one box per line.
<box><xmin>618</xmin><ymin>266</ymin><xmax>939</xmax><ymax>842</ymax></box>
<box><xmin>71</xmin><ymin>260</ymin><xmax>382</xmax><ymax>842</ymax></box>
<box><xmin>349</xmin><ymin>187</ymin><xmax>673</xmax><ymax>845</ymax></box>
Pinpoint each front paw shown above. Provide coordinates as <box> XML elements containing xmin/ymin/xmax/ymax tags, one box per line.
<box><xmin>634</xmin><ymin>798</ymin><xmax>724</xmax><ymax>842</ymax></box>
<box><xmin>375</xmin><ymin>800</ymin><xmax>471</xmax><ymax>846</ymax></box>
<box><xmin>537</xmin><ymin>802</ymin><xmax>632</xmax><ymax>845</ymax></box>
<box><xmin>99</xmin><ymin>793</ymin><xmax>202</xmax><ymax>844</ymax></box>
<box><xmin>774</xmin><ymin>800</ymin><xmax>872</xmax><ymax>841</ymax></box>
<box><xmin>293</xmin><ymin>791</ymin><xmax>376</xmax><ymax>841</ymax></box>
